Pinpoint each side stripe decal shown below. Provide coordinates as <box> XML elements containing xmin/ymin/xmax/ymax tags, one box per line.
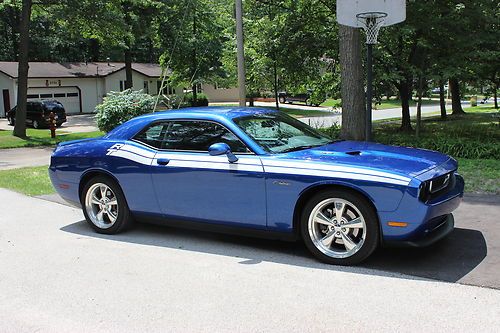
<box><xmin>105</xmin><ymin>143</ymin><xmax>411</xmax><ymax>185</ymax></box>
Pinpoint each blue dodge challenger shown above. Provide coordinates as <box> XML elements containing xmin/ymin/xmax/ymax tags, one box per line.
<box><xmin>49</xmin><ymin>107</ymin><xmax>464</xmax><ymax>265</ymax></box>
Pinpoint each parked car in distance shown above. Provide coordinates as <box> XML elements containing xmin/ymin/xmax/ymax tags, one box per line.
<box><xmin>6</xmin><ymin>100</ymin><xmax>67</xmax><ymax>129</ymax></box>
<box><xmin>49</xmin><ymin>107</ymin><xmax>464</xmax><ymax>265</ymax></box>
<box><xmin>278</xmin><ymin>90</ymin><xmax>324</xmax><ymax>106</ymax></box>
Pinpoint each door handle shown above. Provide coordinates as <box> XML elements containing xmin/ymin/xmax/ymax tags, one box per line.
<box><xmin>157</xmin><ymin>158</ymin><xmax>170</xmax><ymax>166</ymax></box>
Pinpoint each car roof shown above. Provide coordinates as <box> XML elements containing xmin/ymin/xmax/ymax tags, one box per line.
<box><xmin>105</xmin><ymin>107</ymin><xmax>279</xmax><ymax>140</ymax></box>
<box><xmin>135</xmin><ymin>106</ymin><xmax>278</xmax><ymax>121</ymax></box>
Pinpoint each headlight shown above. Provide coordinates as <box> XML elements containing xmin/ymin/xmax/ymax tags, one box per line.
<box><xmin>419</xmin><ymin>172</ymin><xmax>454</xmax><ymax>202</ymax></box>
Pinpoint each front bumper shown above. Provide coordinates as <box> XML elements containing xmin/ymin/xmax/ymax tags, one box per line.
<box><xmin>379</xmin><ymin>174</ymin><xmax>464</xmax><ymax>246</ymax></box>
<box><xmin>384</xmin><ymin>213</ymin><xmax>455</xmax><ymax>247</ymax></box>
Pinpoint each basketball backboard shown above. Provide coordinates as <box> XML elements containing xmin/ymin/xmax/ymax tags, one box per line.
<box><xmin>336</xmin><ymin>0</ymin><xmax>406</xmax><ymax>28</ymax></box>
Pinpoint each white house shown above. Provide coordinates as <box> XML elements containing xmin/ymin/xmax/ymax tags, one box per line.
<box><xmin>0</xmin><ymin>62</ymin><xmax>239</xmax><ymax>117</ymax></box>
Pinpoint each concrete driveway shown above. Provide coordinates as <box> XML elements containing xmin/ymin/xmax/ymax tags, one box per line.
<box><xmin>0</xmin><ymin>114</ymin><xmax>98</xmax><ymax>133</ymax></box>
<box><xmin>1</xmin><ymin>189</ymin><xmax>499</xmax><ymax>332</ymax></box>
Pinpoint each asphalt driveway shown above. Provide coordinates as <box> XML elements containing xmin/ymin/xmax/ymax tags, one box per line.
<box><xmin>1</xmin><ymin>189</ymin><xmax>499</xmax><ymax>332</ymax></box>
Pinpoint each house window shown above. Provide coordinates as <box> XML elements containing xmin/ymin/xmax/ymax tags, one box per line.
<box><xmin>196</xmin><ymin>83</ymin><xmax>203</xmax><ymax>94</ymax></box>
<box><xmin>157</xmin><ymin>81</ymin><xmax>175</xmax><ymax>95</ymax></box>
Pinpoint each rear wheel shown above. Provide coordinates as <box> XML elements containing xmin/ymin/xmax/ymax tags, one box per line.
<box><xmin>279</xmin><ymin>96</ymin><xmax>286</xmax><ymax>104</ymax></box>
<box><xmin>81</xmin><ymin>176</ymin><xmax>134</xmax><ymax>234</ymax></box>
<box><xmin>300</xmin><ymin>189</ymin><xmax>379</xmax><ymax>265</ymax></box>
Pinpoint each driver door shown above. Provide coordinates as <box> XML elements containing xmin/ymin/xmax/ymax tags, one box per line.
<box><xmin>138</xmin><ymin>119</ymin><xmax>267</xmax><ymax>227</ymax></box>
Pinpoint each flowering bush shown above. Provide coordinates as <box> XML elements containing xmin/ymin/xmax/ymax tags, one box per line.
<box><xmin>95</xmin><ymin>89</ymin><xmax>156</xmax><ymax>132</ymax></box>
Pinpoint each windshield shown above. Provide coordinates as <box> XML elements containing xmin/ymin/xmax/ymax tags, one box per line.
<box><xmin>234</xmin><ymin>112</ymin><xmax>333</xmax><ymax>154</ymax></box>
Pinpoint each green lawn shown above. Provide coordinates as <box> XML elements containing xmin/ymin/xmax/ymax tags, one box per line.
<box><xmin>457</xmin><ymin>159</ymin><xmax>500</xmax><ymax>194</ymax></box>
<box><xmin>374</xmin><ymin>98</ymin><xmax>439</xmax><ymax>110</ymax></box>
<box><xmin>321</xmin><ymin>99</ymin><xmax>342</xmax><ymax>108</ymax></box>
<box><xmin>0</xmin><ymin>129</ymin><xmax>104</xmax><ymax>149</ymax></box>
<box><xmin>321</xmin><ymin>98</ymin><xmax>440</xmax><ymax>110</ymax></box>
<box><xmin>0</xmin><ymin>166</ymin><xmax>54</xmax><ymax>196</ymax></box>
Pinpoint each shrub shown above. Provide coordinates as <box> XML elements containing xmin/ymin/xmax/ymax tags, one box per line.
<box><xmin>183</xmin><ymin>92</ymin><xmax>209</xmax><ymax>107</ymax></box>
<box><xmin>95</xmin><ymin>89</ymin><xmax>155</xmax><ymax>132</ymax></box>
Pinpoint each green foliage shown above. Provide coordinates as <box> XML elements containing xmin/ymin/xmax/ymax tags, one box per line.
<box><xmin>95</xmin><ymin>89</ymin><xmax>155</xmax><ymax>132</ymax></box>
<box><xmin>373</xmin><ymin>112</ymin><xmax>500</xmax><ymax>159</ymax></box>
<box><xmin>318</xmin><ymin>123</ymin><xmax>341</xmax><ymax>139</ymax></box>
<box><xmin>183</xmin><ymin>92</ymin><xmax>209</xmax><ymax>107</ymax></box>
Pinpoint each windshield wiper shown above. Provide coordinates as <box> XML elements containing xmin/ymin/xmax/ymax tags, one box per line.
<box><xmin>280</xmin><ymin>145</ymin><xmax>322</xmax><ymax>153</ymax></box>
<box><xmin>279</xmin><ymin>140</ymin><xmax>343</xmax><ymax>153</ymax></box>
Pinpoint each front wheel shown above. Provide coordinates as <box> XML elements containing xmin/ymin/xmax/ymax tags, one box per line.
<box><xmin>81</xmin><ymin>176</ymin><xmax>134</xmax><ymax>234</ymax></box>
<box><xmin>301</xmin><ymin>190</ymin><xmax>379</xmax><ymax>265</ymax></box>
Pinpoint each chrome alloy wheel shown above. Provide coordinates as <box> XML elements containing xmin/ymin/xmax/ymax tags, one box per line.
<box><xmin>308</xmin><ymin>198</ymin><xmax>367</xmax><ymax>259</ymax></box>
<box><xmin>85</xmin><ymin>183</ymin><xmax>119</xmax><ymax>229</ymax></box>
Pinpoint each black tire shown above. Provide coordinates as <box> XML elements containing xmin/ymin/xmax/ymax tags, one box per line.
<box><xmin>300</xmin><ymin>189</ymin><xmax>379</xmax><ymax>265</ymax></box>
<box><xmin>81</xmin><ymin>175</ymin><xmax>134</xmax><ymax>234</ymax></box>
<box><xmin>279</xmin><ymin>96</ymin><xmax>286</xmax><ymax>104</ymax></box>
<box><xmin>7</xmin><ymin>117</ymin><xmax>15</xmax><ymax>126</ymax></box>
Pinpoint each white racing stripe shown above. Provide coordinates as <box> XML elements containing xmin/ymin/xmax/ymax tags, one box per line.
<box><xmin>165</xmin><ymin>160</ymin><xmax>263</xmax><ymax>172</ymax></box>
<box><xmin>107</xmin><ymin>150</ymin><xmax>153</xmax><ymax>165</ymax></box>
<box><xmin>263</xmin><ymin>158</ymin><xmax>411</xmax><ymax>183</ymax></box>
<box><xmin>155</xmin><ymin>152</ymin><xmax>262</xmax><ymax>166</ymax></box>
<box><xmin>264</xmin><ymin>166</ymin><xmax>409</xmax><ymax>186</ymax></box>
<box><xmin>105</xmin><ymin>144</ymin><xmax>410</xmax><ymax>185</ymax></box>
<box><xmin>120</xmin><ymin>144</ymin><xmax>157</xmax><ymax>159</ymax></box>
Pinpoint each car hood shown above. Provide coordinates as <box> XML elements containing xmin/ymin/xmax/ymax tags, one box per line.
<box><xmin>279</xmin><ymin>140</ymin><xmax>454</xmax><ymax>179</ymax></box>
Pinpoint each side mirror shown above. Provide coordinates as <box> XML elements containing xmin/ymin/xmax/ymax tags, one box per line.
<box><xmin>208</xmin><ymin>143</ymin><xmax>238</xmax><ymax>163</ymax></box>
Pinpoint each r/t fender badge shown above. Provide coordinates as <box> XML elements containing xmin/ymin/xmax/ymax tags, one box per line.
<box><xmin>273</xmin><ymin>180</ymin><xmax>291</xmax><ymax>186</ymax></box>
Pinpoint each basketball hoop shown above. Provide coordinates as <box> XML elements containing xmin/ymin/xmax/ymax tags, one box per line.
<box><xmin>337</xmin><ymin>0</ymin><xmax>406</xmax><ymax>141</ymax></box>
<box><xmin>356</xmin><ymin>12</ymin><xmax>387</xmax><ymax>44</ymax></box>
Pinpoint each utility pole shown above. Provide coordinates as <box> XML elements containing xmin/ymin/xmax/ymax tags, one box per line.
<box><xmin>235</xmin><ymin>0</ymin><xmax>246</xmax><ymax>107</ymax></box>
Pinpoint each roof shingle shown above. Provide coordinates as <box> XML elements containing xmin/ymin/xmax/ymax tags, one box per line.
<box><xmin>0</xmin><ymin>62</ymin><xmax>163</xmax><ymax>78</ymax></box>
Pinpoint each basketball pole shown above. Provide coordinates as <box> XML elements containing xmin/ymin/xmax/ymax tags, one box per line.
<box><xmin>235</xmin><ymin>0</ymin><xmax>246</xmax><ymax>107</ymax></box>
<box><xmin>366</xmin><ymin>43</ymin><xmax>373</xmax><ymax>141</ymax></box>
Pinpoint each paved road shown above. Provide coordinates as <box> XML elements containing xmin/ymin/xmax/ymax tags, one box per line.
<box><xmin>300</xmin><ymin>104</ymin><xmax>446</xmax><ymax>128</ymax></box>
<box><xmin>1</xmin><ymin>189</ymin><xmax>499</xmax><ymax>332</ymax></box>
<box><xmin>0</xmin><ymin>147</ymin><xmax>53</xmax><ymax>170</ymax></box>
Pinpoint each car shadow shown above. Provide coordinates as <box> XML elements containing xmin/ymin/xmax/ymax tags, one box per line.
<box><xmin>61</xmin><ymin>220</ymin><xmax>486</xmax><ymax>284</ymax></box>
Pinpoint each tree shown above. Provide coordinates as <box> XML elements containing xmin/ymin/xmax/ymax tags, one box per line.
<box><xmin>339</xmin><ymin>25</ymin><xmax>365</xmax><ymax>140</ymax></box>
<box><xmin>13</xmin><ymin>0</ymin><xmax>32</xmax><ymax>138</ymax></box>
<box><xmin>157</xmin><ymin>0</ymin><xmax>229</xmax><ymax>103</ymax></box>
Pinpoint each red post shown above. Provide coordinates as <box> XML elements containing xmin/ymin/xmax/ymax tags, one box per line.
<box><xmin>49</xmin><ymin>112</ymin><xmax>56</xmax><ymax>138</ymax></box>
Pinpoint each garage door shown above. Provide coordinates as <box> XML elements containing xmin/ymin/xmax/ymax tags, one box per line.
<box><xmin>27</xmin><ymin>87</ymin><xmax>81</xmax><ymax>114</ymax></box>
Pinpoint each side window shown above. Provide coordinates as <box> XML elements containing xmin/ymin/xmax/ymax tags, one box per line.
<box><xmin>134</xmin><ymin>122</ymin><xmax>169</xmax><ymax>149</ymax></box>
<box><xmin>163</xmin><ymin>121</ymin><xmax>249</xmax><ymax>153</ymax></box>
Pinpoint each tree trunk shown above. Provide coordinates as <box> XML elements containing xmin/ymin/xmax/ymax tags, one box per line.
<box><xmin>449</xmin><ymin>78</ymin><xmax>465</xmax><ymax>115</ymax></box>
<box><xmin>416</xmin><ymin>76</ymin><xmax>424</xmax><ymax>138</ymax></box>
<box><xmin>89</xmin><ymin>39</ymin><xmax>100</xmax><ymax>62</ymax></box>
<box><xmin>124</xmin><ymin>46</ymin><xmax>133</xmax><ymax>89</ymax></box>
<box><xmin>13</xmin><ymin>0</ymin><xmax>32</xmax><ymax>138</ymax></box>
<box><xmin>192</xmin><ymin>84</ymin><xmax>198</xmax><ymax>105</ymax></box>
<box><xmin>339</xmin><ymin>25</ymin><xmax>365</xmax><ymax>140</ymax></box>
<box><xmin>273</xmin><ymin>61</ymin><xmax>279</xmax><ymax>110</ymax></box>
<box><xmin>494</xmin><ymin>82</ymin><xmax>498</xmax><ymax>109</ymax></box>
<box><xmin>191</xmin><ymin>5</ymin><xmax>197</xmax><ymax>104</ymax></box>
<box><xmin>123</xmin><ymin>1</ymin><xmax>133</xmax><ymax>90</ymax></box>
<box><xmin>398</xmin><ymin>79</ymin><xmax>413</xmax><ymax>132</ymax></box>
<box><xmin>439</xmin><ymin>80</ymin><xmax>447</xmax><ymax>120</ymax></box>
